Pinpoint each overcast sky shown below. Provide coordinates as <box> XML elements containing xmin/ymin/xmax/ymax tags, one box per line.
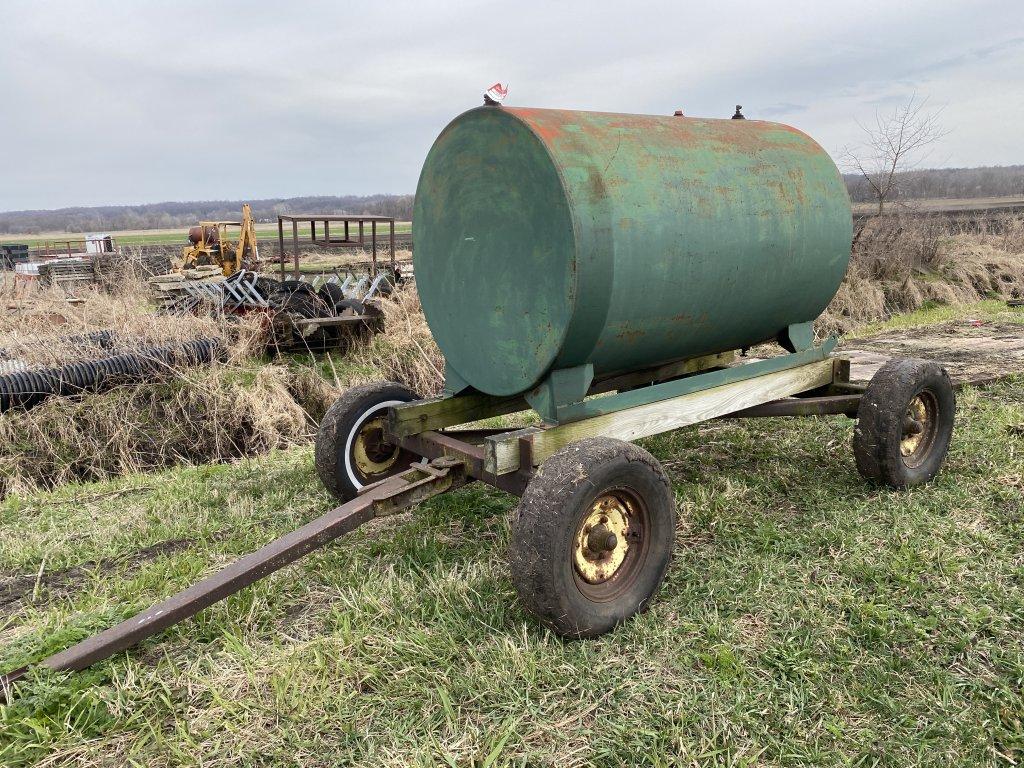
<box><xmin>2</xmin><ymin>0</ymin><xmax>1022</xmax><ymax>211</ymax></box>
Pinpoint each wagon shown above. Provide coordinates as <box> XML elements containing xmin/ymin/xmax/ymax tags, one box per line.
<box><xmin>314</xmin><ymin>347</ymin><xmax>954</xmax><ymax>637</ymax></box>
<box><xmin>0</xmin><ymin>344</ymin><xmax>955</xmax><ymax>693</ymax></box>
<box><xmin>1</xmin><ymin>104</ymin><xmax>957</xmax><ymax>692</ymax></box>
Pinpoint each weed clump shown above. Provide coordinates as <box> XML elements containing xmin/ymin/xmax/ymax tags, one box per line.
<box><xmin>359</xmin><ymin>286</ymin><xmax>444</xmax><ymax>397</ymax></box>
<box><xmin>0</xmin><ymin>362</ymin><xmax>337</xmax><ymax>497</ymax></box>
<box><xmin>818</xmin><ymin>212</ymin><xmax>1024</xmax><ymax>335</ymax></box>
<box><xmin>0</xmin><ymin>275</ymin><xmax>330</xmax><ymax>496</ymax></box>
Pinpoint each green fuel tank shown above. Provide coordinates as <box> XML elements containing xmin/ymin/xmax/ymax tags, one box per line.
<box><xmin>413</xmin><ymin>106</ymin><xmax>852</xmax><ymax>398</ymax></box>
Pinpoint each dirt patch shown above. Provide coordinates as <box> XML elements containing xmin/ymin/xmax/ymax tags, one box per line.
<box><xmin>842</xmin><ymin>319</ymin><xmax>1024</xmax><ymax>384</ymax></box>
<box><xmin>0</xmin><ymin>537</ymin><xmax>194</xmax><ymax>610</ymax></box>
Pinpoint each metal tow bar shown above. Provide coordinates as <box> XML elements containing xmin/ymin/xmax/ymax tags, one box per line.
<box><xmin>1</xmin><ymin>458</ymin><xmax>466</xmax><ymax>700</ymax></box>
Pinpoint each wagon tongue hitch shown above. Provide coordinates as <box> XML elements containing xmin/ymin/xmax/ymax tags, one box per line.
<box><xmin>0</xmin><ymin>457</ymin><xmax>466</xmax><ymax>701</ymax></box>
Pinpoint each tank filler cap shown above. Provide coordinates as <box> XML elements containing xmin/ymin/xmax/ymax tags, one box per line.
<box><xmin>484</xmin><ymin>83</ymin><xmax>508</xmax><ymax>106</ymax></box>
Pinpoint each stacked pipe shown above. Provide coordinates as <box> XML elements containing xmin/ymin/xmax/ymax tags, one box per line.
<box><xmin>0</xmin><ymin>338</ymin><xmax>224</xmax><ymax>413</ymax></box>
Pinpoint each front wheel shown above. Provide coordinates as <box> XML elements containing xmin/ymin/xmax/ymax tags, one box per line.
<box><xmin>314</xmin><ymin>382</ymin><xmax>419</xmax><ymax>501</ymax></box>
<box><xmin>508</xmin><ymin>438</ymin><xmax>676</xmax><ymax>638</ymax></box>
<box><xmin>853</xmin><ymin>358</ymin><xmax>955</xmax><ymax>489</ymax></box>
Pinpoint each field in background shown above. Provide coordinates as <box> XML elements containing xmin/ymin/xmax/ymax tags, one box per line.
<box><xmin>0</xmin><ymin>222</ymin><xmax>413</xmax><ymax>248</ymax></box>
<box><xmin>851</xmin><ymin>195</ymin><xmax>1024</xmax><ymax>215</ymax></box>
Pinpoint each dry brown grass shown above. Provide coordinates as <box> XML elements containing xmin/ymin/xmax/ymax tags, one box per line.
<box><xmin>0</xmin><ymin>360</ymin><xmax>338</xmax><ymax>497</ymax></box>
<box><xmin>359</xmin><ymin>286</ymin><xmax>444</xmax><ymax>397</ymax></box>
<box><xmin>818</xmin><ymin>213</ymin><xmax>1024</xmax><ymax>335</ymax></box>
<box><xmin>291</xmin><ymin>247</ymin><xmax>413</xmax><ymax>267</ymax></box>
<box><xmin>0</xmin><ymin>273</ymin><xmax>267</xmax><ymax>366</ymax></box>
<box><xmin>0</xmin><ymin>274</ymin><xmax>335</xmax><ymax>496</ymax></box>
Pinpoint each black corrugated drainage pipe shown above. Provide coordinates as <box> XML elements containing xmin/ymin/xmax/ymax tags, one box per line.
<box><xmin>0</xmin><ymin>337</ymin><xmax>224</xmax><ymax>413</ymax></box>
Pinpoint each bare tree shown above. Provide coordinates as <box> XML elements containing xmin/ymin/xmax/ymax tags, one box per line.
<box><xmin>844</xmin><ymin>94</ymin><xmax>948</xmax><ymax>216</ymax></box>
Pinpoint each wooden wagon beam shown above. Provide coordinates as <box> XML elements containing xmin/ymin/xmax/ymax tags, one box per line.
<box><xmin>483</xmin><ymin>358</ymin><xmax>836</xmax><ymax>475</ymax></box>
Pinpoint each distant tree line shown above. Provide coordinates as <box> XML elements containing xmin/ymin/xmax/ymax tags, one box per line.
<box><xmin>3</xmin><ymin>164</ymin><xmax>1024</xmax><ymax>235</ymax></box>
<box><xmin>0</xmin><ymin>194</ymin><xmax>415</xmax><ymax>235</ymax></box>
<box><xmin>843</xmin><ymin>165</ymin><xmax>1024</xmax><ymax>205</ymax></box>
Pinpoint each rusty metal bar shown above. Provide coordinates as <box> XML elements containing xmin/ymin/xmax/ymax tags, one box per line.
<box><xmin>400</xmin><ymin>430</ymin><xmax>529</xmax><ymax>496</ymax></box>
<box><xmin>1</xmin><ymin>459</ymin><xmax>466</xmax><ymax>699</ymax></box>
<box><xmin>277</xmin><ymin>216</ymin><xmax>286</xmax><ymax>279</ymax></box>
<box><xmin>390</xmin><ymin>220</ymin><xmax>395</xmax><ymax>271</ymax></box>
<box><xmin>371</xmin><ymin>220</ymin><xmax>377</xmax><ymax>278</ymax></box>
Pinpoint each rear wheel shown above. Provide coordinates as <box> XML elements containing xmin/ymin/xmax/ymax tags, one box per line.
<box><xmin>508</xmin><ymin>438</ymin><xmax>676</xmax><ymax>638</ymax></box>
<box><xmin>314</xmin><ymin>382</ymin><xmax>419</xmax><ymax>501</ymax></box>
<box><xmin>853</xmin><ymin>358</ymin><xmax>955</xmax><ymax>489</ymax></box>
<box><xmin>317</xmin><ymin>282</ymin><xmax>345</xmax><ymax>310</ymax></box>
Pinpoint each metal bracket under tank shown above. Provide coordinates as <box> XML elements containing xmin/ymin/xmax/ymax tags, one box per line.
<box><xmin>524</xmin><ymin>335</ymin><xmax>837</xmax><ymax>425</ymax></box>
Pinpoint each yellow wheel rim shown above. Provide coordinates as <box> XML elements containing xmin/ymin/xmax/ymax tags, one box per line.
<box><xmin>352</xmin><ymin>416</ymin><xmax>400</xmax><ymax>476</ymax></box>
<box><xmin>900</xmin><ymin>392</ymin><xmax>937</xmax><ymax>467</ymax></box>
<box><xmin>573</xmin><ymin>493</ymin><xmax>633</xmax><ymax>584</ymax></box>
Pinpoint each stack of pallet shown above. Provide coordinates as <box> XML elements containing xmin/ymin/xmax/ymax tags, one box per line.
<box><xmin>38</xmin><ymin>259</ymin><xmax>95</xmax><ymax>291</ymax></box>
<box><xmin>147</xmin><ymin>265</ymin><xmax>225</xmax><ymax>309</ymax></box>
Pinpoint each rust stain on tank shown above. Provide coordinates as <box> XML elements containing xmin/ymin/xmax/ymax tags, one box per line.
<box><xmin>585</xmin><ymin>167</ymin><xmax>609</xmax><ymax>204</ymax></box>
<box><xmin>616</xmin><ymin>327</ymin><xmax>645</xmax><ymax>342</ymax></box>
<box><xmin>667</xmin><ymin>311</ymin><xmax>712</xmax><ymax>331</ymax></box>
<box><xmin>511</xmin><ymin>108</ymin><xmax>568</xmax><ymax>144</ymax></box>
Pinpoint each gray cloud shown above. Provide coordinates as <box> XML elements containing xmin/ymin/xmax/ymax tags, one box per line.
<box><xmin>759</xmin><ymin>103</ymin><xmax>809</xmax><ymax>117</ymax></box>
<box><xmin>1</xmin><ymin>0</ymin><xmax>1022</xmax><ymax>210</ymax></box>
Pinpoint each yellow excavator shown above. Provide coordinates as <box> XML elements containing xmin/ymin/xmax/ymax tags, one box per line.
<box><xmin>176</xmin><ymin>203</ymin><xmax>259</xmax><ymax>276</ymax></box>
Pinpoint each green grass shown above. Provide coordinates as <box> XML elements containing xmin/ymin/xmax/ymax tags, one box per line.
<box><xmin>846</xmin><ymin>298</ymin><xmax>1024</xmax><ymax>338</ymax></box>
<box><xmin>2</xmin><ymin>371</ymin><xmax>1023</xmax><ymax>765</ymax></box>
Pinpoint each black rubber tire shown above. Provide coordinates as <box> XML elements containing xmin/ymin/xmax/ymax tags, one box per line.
<box><xmin>252</xmin><ymin>276</ymin><xmax>279</xmax><ymax>302</ymax></box>
<box><xmin>268</xmin><ymin>280</ymin><xmax>321</xmax><ymax>311</ymax></box>
<box><xmin>318</xmin><ymin>282</ymin><xmax>345</xmax><ymax>310</ymax></box>
<box><xmin>335</xmin><ymin>298</ymin><xmax>366</xmax><ymax>316</ymax></box>
<box><xmin>314</xmin><ymin>381</ymin><xmax>419</xmax><ymax>501</ymax></box>
<box><xmin>853</xmin><ymin>357</ymin><xmax>955</xmax><ymax>489</ymax></box>
<box><xmin>270</xmin><ymin>282</ymin><xmax>335</xmax><ymax>348</ymax></box>
<box><xmin>276</xmin><ymin>279</ymin><xmax>316</xmax><ymax>295</ymax></box>
<box><xmin>508</xmin><ymin>438</ymin><xmax>676</xmax><ymax>638</ymax></box>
